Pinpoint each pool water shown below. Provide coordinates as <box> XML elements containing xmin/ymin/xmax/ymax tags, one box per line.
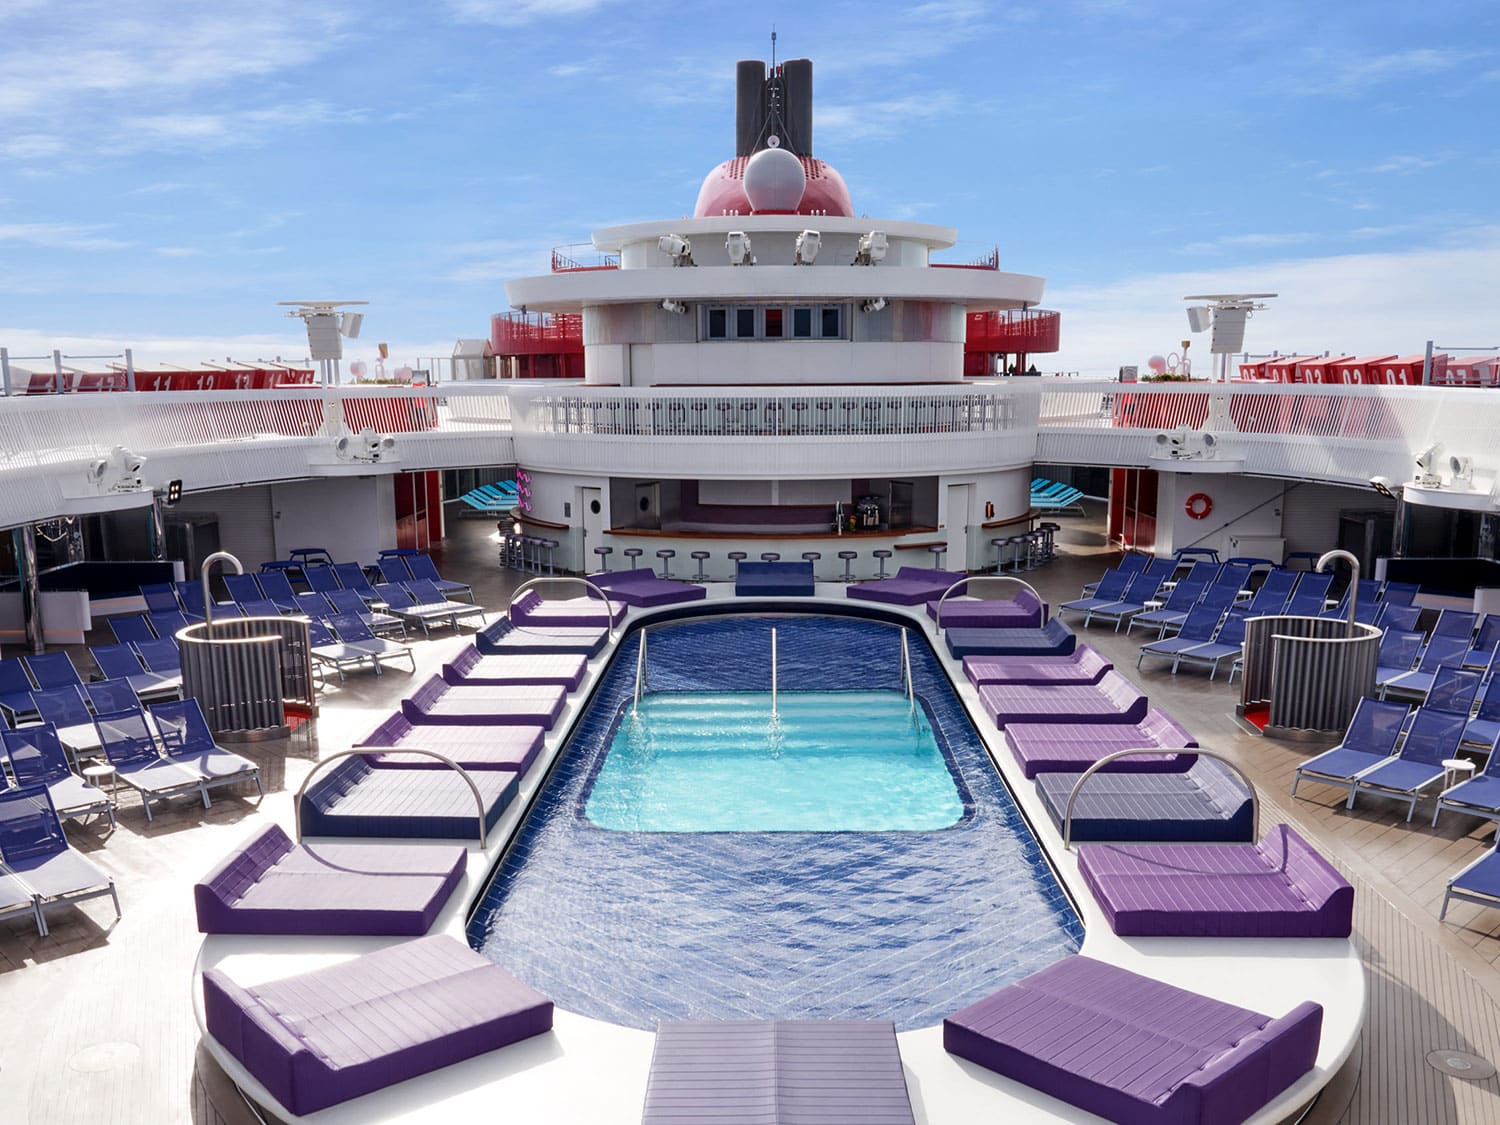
<box><xmin>468</xmin><ymin>614</ymin><xmax>1082</xmax><ymax>1031</ymax></box>
<box><xmin>585</xmin><ymin>691</ymin><xmax>964</xmax><ymax>832</ymax></box>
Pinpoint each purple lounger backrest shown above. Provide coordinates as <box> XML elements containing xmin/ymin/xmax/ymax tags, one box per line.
<box><xmin>195</xmin><ymin>823</ymin><xmax>296</xmax><ymax>927</ymax></box>
<box><xmin>1138</xmin><ymin>710</ymin><xmax>1197</xmax><ymax>747</ymax></box>
<box><xmin>1076</xmin><ymin>646</ymin><xmax>1111</xmax><ymax>678</ymax></box>
<box><xmin>358</xmin><ymin>712</ymin><xmax>414</xmax><ymax>748</ymax></box>
<box><xmin>1264</xmin><ymin>825</ymin><xmax>1354</xmax><ymax>919</ymax></box>
<box><xmin>1096</xmin><ymin>672</ymin><xmax>1146</xmax><ymax>710</ymax></box>
<box><xmin>406</xmin><ymin>675</ymin><xmax>448</xmax><ymax>712</ymax></box>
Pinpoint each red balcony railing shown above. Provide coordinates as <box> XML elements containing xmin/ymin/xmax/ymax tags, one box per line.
<box><xmin>965</xmin><ymin>309</ymin><xmax>1062</xmax><ymax>355</ymax></box>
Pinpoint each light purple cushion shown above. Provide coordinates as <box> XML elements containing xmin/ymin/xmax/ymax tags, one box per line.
<box><xmin>202</xmin><ymin>934</ymin><xmax>552</xmax><ymax>1115</ymax></box>
<box><xmin>443</xmin><ymin>646</ymin><xmax>587</xmax><ymax>689</ymax></box>
<box><xmin>977</xmin><ymin>670</ymin><xmax>1148</xmax><ymax>728</ymax></box>
<box><xmin>1078</xmin><ymin>824</ymin><xmax>1354</xmax><ymax>938</ymax></box>
<box><xmin>357</xmin><ymin>713</ymin><xmax>546</xmax><ymax>774</ymax></box>
<box><xmin>926</xmin><ymin>589</ymin><xmax>1046</xmax><ymax>629</ymax></box>
<box><xmin>1003</xmin><ymin>710</ymin><xmax>1196</xmax><ymax>778</ymax></box>
<box><xmin>194</xmin><ymin>823</ymin><xmax>465</xmax><ymax>936</ymax></box>
<box><xmin>402</xmin><ymin>675</ymin><xmax>565</xmax><ymax>728</ymax></box>
<box><xmin>964</xmin><ymin>644</ymin><xmax>1111</xmax><ymax>687</ymax></box>
<box><xmin>944</xmin><ymin>955</ymin><xmax>1322</xmax><ymax>1125</ymax></box>
<box><xmin>846</xmin><ymin>567</ymin><xmax>966</xmax><ymax>605</ymax></box>
<box><xmin>509</xmin><ymin>589</ymin><xmax>626</xmax><ymax>627</ymax></box>
<box><xmin>591</xmin><ymin>568</ymin><xmax>707</xmax><ymax>607</ymax></box>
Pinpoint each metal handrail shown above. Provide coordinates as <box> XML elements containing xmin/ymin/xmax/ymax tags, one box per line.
<box><xmin>505</xmin><ymin>575</ymin><xmax>619</xmax><ymax>643</ymax></box>
<box><xmin>932</xmin><ymin>574</ymin><xmax>1048</xmax><ymax>635</ymax></box>
<box><xmin>1062</xmin><ymin>747</ymin><xmax>1260</xmax><ymax>849</ymax></box>
<box><xmin>1317</xmin><ymin>548</ymin><xmax>1361</xmax><ymax>636</ymax></box>
<box><xmin>200</xmin><ymin>550</ymin><xmax>243</xmax><ymax>633</ymax></box>
<box><xmin>294</xmin><ymin>747</ymin><xmax>489</xmax><ymax>848</ymax></box>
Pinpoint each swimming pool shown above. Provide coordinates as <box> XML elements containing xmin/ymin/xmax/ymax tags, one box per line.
<box><xmin>467</xmin><ymin>613</ymin><xmax>1082</xmax><ymax>1031</ymax></box>
<box><xmin>585</xmin><ymin>690</ymin><xmax>965</xmax><ymax>832</ymax></box>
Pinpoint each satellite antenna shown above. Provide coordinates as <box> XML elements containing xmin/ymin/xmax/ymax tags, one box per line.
<box><xmin>277</xmin><ymin>300</ymin><xmax>369</xmax><ymax>386</ymax></box>
<box><xmin>1182</xmin><ymin>294</ymin><xmax>1278</xmax><ymax>382</ymax></box>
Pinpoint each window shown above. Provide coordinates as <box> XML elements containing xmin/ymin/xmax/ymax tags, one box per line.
<box><xmin>793</xmin><ymin>307</ymin><xmax>813</xmax><ymax>338</ymax></box>
<box><xmin>764</xmin><ymin>308</ymin><xmax>783</xmax><ymax>338</ymax></box>
<box><xmin>707</xmin><ymin>308</ymin><xmax>728</xmax><ymax>339</ymax></box>
<box><xmin>735</xmin><ymin>307</ymin><xmax>756</xmax><ymax>338</ymax></box>
<box><xmin>821</xmin><ymin>306</ymin><xmax>842</xmax><ymax>338</ymax></box>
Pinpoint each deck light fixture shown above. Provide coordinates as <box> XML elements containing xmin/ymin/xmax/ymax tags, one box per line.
<box><xmin>725</xmin><ymin>231</ymin><xmax>755</xmax><ymax>265</ymax></box>
<box><xmin>660</xmin><ymin>299</ymin><xmax>690</xmax><ymax>315</ymax></box>
<box><xmin>1450</xmin><ymin>455</ymin><xmax>1474</xmax><ymax>485</ymax></box>
<box><xmin>1414</xmin><ymin>443</ymin><xmax>1445</xmax><ymax>486</ymax></box>
<box><xmin>87</xmin><ymin>446</ymin><xmax>147</xmax><ymax>493</ymax></box>
<box><xmin>854</xmin><ymin>231</ymin><xmax>887</xmax><ymax>265</ymax></box>
<box><xmin>860</xmin><ymin>297</ymin><xmax>887</xmax><ymax>313</ymax></box>
<box><xmin>794</xmin><ymin>230</ymin><xmax>821</xmax><ymax>265</ymax></box>
<box><xmin>1369</xmin><ymin>476</ymin><xmax>1398</xmax><ymax>499</ymax></box>
<box><xmin>658</xmin><ymin>234</ymin><xmax>695</xmax><ymax>266</ymax></box>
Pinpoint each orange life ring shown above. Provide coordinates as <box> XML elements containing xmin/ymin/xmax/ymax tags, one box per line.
<box><xmin>1185</xmin><ymin>493</ymin><xmax>1213</xmax><ymax>520</ymax></box>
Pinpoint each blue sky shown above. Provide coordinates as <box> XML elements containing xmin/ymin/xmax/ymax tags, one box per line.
<box><xmin>2</xmin><ymin>0</ymin><xmax>1497</xmax><ymax>376</ymax></box>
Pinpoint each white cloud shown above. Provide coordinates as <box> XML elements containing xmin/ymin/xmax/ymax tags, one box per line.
<box><xmin>816</xmin><ymin>92</ymin><xmax>964</xmax><ymax>142</ymax></box>
<box><xmin>1177</xmin><ymin>231</ymin><xmax>1318</xmax><ymax>256</ymax></box>
<box><xmin>155</xmin><ymin>246</ymin><xmax>203</xmax><ymax>258</ymax></box>
<box><xmin>0</xmin><ymin>133</ymin><xmax>64</xmax><ymax>159</ymax></box>
<box><xmin>447</xmin><ymin>0</ymin><xmax>618</xmax><ymax>26</ymax></box>
<box><xmin>445</xmin><ymin>238</ymin><xmax>555</xmax><ymax>283</ymax></box>
<box><xmin>0</xmin><ymin>223</ymin><xmax>132</xmax><ymax>251</ymax></box>
<box><xmin>1047</xmin><ymin>228</ymin><xmax>1500</xmax><ymax>378</ymax></box>
<box><xmin>1369</xmin><ymin>154</ymin><xmax>1445</xmax><ymax>174</ymax></box>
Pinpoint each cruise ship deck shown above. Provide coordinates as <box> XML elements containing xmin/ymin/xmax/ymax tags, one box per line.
<box><xmin>4</xmin><ymin>510</ymin><xmax>1500</xmax><ymax>1124</ymax></box>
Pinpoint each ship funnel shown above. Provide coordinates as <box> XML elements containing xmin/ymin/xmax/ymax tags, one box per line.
<box><xmin>734</xmin><ymin>57</ymin><xmax>814</xmax><ymax>157</ymax></box>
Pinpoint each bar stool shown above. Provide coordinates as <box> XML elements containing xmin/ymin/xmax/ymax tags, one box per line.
<box><xmin>872</xmin><ymin>549</ymin><xmax>892</xmax><ymax>579</ymax></box>
<box><xmin>592</xmin><ymin>545</ymin><xmax>613</xmax><ymax>572</ymax></box>
<box><xmin>760</xmin><ymin>552</ymin><xmax>780</xmax><ymax>563</ymax></box>
<box><xmin>622</xmin><ymin>547</ymin><xmax>643</xmax><ymax>570</ymax></box>
<box><xmin>927</xmin><ymin>543</ymin><xmax>947</xmax><ymax>569</ymax></box>
<box><xmin>990</xmin><ymin>536</ymin><xmax>1010</xmax><ymax>573</ymax></box>
<box><xmin>838</xmin><ymin>550</ymin><xmax>858</xmax><ymax>582</ymax></box>
<box><xmin>541</xmin><ymin>538</ymin><xmax>559</xmax><ymax>575</ymax></box>
<box><xmin>727</xmin><ymin>550</ymin><xmax>748</xmax><ymax>578</ymax></box>
<box><xmin>1038</xmin><ymin>522</ymin><xmax>1060</xmax><ymax>564</ymax></box>
<box><xmin>801</xmin><ymin>551</ymin><xmax>821</xmax><ymax>579</ymax></box>
<box><xmin>1025</xmin><ymin>530</ymin><xmax>1047</xmax><ymax>571</ymax></box>
<box><xmin>655</xmin><ymin>548</ymin><xmax>676</xmax><ymax>579</ymax></box>
<box><xmin>690</xmin><ymin>550</ymin><xmax>711</xmax><ymax>582</ymax></box>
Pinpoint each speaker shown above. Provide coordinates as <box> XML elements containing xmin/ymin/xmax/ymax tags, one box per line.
<box><xmin>339</xmin><ymin>312</ymin><xmax>363</xmax><ymax>339</ymax></box>
<box><xmin>1186</xmin><ymin>306</ymin><xmax>1212</xmax><ymax>333</ymax></box>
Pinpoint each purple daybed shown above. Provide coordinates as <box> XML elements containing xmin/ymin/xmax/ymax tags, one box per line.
<box><xmin>299</xmin><ymin>756</ymin><xmax>518</xmax><ymax>840</ymax></box>
<box><xmin>202</xmin><ymin>934</ymin><xmax>553</xmax><ymax>1116</ymax></box>
<box><xmin>944</xmin><ymin>955</ymin><xmax>1322</xmax><ymax>1125</ymax></box>
<box><xmin>1003</xmin><ymin>710</ymin><xmax>1196</xmax><ymax>778</ymax></box>
<box><xmin>846</xmin><ymin>566</ymin><xmax>966</xmax><ymax>606</ymax></box>
<box><xmin>194</xmin><ymin>822</ymin><xmax>465</xmax><ymax>936</ymax></box>
<box><xmin>475</xmin><ymin>618</ymin><xmax>607</xmax><ymax>656</ymax></box>
<box><xmin>443</xmin><ymin>645</ymin><xmax>588</xmax><ymax>689</ymax></box>
<box><xmin>977</xmin><ymin>670</ymin><xmax>1148</xmax><ymax>728</ymax></box>
<box><xmin>943</xmin><ymin>619</ymin><xmax>1076</xmax><ymax>658</ymax></box>
<box><xmin>401</xmin><ymin>675</ymin><xmax>566</xmax><ymax>728</ymax></box>
<box><xmin>925</xmin><ymin>588</ymin><xmax>1046</xmax><ymax>629</ymax></box>
<box><xmin>1078</xmin><ymin>824</ymin><xmax>1354</xmax><ymax>938</ymax></box>
<box><xmin>964</xmin><ymin>643</ymin><xmax>1111</xmax><ymax>687</ymax></box>
<box><xmin>357</xmin><ymin>713</ymin><xmax>546</xmax><ymax>775</ymax></box>
<box><xmin>590</xmin><ymin>567</ymin><xmax>707</xmax><ymax>608</ymax></box>
<box><xmin>510</xmin><ymin>589</ymin><xmax>626</xmax><ymax>627</ymax></box>
<box><xmin>643</xmin><ymin>1020</ymin><xmax>915</xmax><ymax>1125</ymax></box>
<box><xmin>1035</xmin><ymin>758</ymin><xmax>1254</xmax><ymax>843</ymax></box>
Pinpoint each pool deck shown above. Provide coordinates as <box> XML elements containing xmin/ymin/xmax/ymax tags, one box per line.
<box><xmin>4</xmin><ymin>511</ymin><xmax>1500</xmax><ymax>1123</ymax></box>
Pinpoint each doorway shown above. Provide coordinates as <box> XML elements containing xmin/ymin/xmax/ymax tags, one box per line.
<box><xmin>945</xmin><ymin>483</ymin><xmax>975</xmax><ymax>570</ymax></box>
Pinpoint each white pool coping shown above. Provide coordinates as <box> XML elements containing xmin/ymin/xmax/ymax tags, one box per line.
<box><xmin>193</xmin><ymin>585</ymin><xmax>1365</xmax><ymax>1123</ymax></box>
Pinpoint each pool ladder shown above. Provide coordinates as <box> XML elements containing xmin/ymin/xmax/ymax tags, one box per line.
<box><xmin>899</xmin><ymin>629</ymin><xmax>915</xmax><ymax>714</ymax></box>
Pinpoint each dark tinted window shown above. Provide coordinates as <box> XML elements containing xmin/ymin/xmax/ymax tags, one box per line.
<box><xmin>792</xmin><ymin>307</ymin><xmax>813</xmax><ymax>338</ymax></box>
<box><xmin>736</xmin><ymin>308</ymin><xmax>756</xmax><ymax>338</ymax></box>
<box><xmin>707</xmin><ymin>308</ymin><xmax>727</xmax><ymax>338</ymax></box>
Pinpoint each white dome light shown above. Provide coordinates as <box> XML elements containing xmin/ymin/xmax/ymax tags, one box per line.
<box><xmin>742</xmin><ymin>147</ymin><xmax>806</xmax><ymax>213</ymax></box>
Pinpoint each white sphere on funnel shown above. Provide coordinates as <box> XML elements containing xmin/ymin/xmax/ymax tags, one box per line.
<box><xmin>743</xmin><ymin>145</ymin><xmax>806</xmax><ymax>213</ymax></box>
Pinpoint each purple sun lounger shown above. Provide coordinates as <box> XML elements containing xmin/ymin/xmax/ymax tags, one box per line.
<box><xmin>1035</xmin><ymin>758</ymin><xmax>1255</xmax><ymax>842</ymax></box>
<box><xmin>944</xmin><ymin>618</ymin><xmax>1077</xmax><ymax>659</ymax></box>
<box><xmin>194</xmin><ymin>822</ymin><xmax>466</xmax><ymax>936</ymax></box>
<box><xmin>1078</xmin><ymin>824</ymin><xmax>1354</xmax><ymax>938</ymax></box>
<box><xmin>964</xmin><ymin>644</ymin><xmax>1112</xmax><ymax>688</ymax></box>
<box><xmin>590</xmin><ymin>567</ymin><xmax>707</xmax><ymax>607</ymax></box>
<box><xmin>846</xmin><ymin>566</ymin><xmax>966</xmax><ymax>606</ymax></box>
<box><xmin>298</xmin><ymin>756</ymin><xmax>519</xmax><ymax>840</ymax></box>
<box><xmin>642</xmin><ymin>1020</ymin><xmax>915</xmax><ymax>1125</ymax></box>
<box><xmin>1002</xmin><ymin>710</ymin><xmax>1196</xmax><ymax>778</ymax></box>
<box><xmin>202</xmin><ymin>934</ymin><xmax>553</xmax><ymax>1116</ymax></box>
<box><xmin>476</xmin><ymin>618</ymin><xmax>608</xmax><ymax>656</ymax></box>
<box><xmin>509</xmin><ymin>589</ymin><xmax>626</xmax><ymax>627</ymax></box>
<box><xmin>357</xmin><ymin>713</ymin><xmax>546</xmax><ymax>775</ymax></box>
<box><xmin>443</xmin><ymin>645</ymin><xmax>587</xmax><ymax>689</ymax></box>
<box><xmin>944</xmin><ymin>955</ymin><xmax>1322</xmax><ymax>1125</ymax></box>
<box><xmin>401</xmin><ymin>675</ymin><xmax>566</xmax><ymax>728</ymax></box>
<box><xmin>925</xmin><ymin>588</ymin><xmax>1046</xmax><ymax>629</ymax></box>
<box><xmin>977</xmin><ymin>670</ymin><xmax>1149</xmax><ymax>729</ymax></box>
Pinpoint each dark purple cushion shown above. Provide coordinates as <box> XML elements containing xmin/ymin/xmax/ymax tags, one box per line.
<box><xmin>846</xmin><ymin>567</ymin><xmax>966</xmax><ymax>605</ymax></box>
<box><xmin>1035</xmin><ymin>759</ymin><xmax>1254</xmax><ymax>843</ymax></box>
<box><xmin>1003</xmin><ymin>710</ymin><xmax>1196</xmax><ymax>778</ymax></box>
<box><xmin>926</xmin><ymin>589</ymin><xmax>1046</xmax><ymax>629</ymax></box>
<box><xmin>475</xmin><ymin>619</ymin><xmax>607</xmax><ymax>655</ymax></box>
<box><xmin>944</xmin><ymin>955</ymin><xmax>1321</xmax><ymax>1125</ymax></box>
<box><xmin>978</xmin><ymin>671</ymin><xmax>1148</xmax><ymax>728</ymax></box>
<box><xmin>1078</xmin><ymin>825</ymin><xmax>1354</xmax><ymax>938</ymax></box>
<box><xmin>203</xmin><ymin>934</ymin><xmax>552</xmax><ymax>1115</ymax></box>
<box><xmin>591</xmin><ymin>568</ymin><xmax>707</xmax><ymax>607</ymax></box>
<box><xmin>194</xmin><ymin>823</ymin><xmax>465</xmax><ymax>936</ymax></box>
<box><xmin>943</xmin><ymin>619</ymin><xmax>1077</xmax><ymax>658</ymax></box>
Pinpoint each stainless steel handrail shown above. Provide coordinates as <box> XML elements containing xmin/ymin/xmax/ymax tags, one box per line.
<box><xmin>505</xmin><ymin>575</ymin><xmax>619</xmax><ymax>643</ymax></box>
<box><xmin>932</xmin><ymin>574</ymin><xmax>1048</xmax><ymax>635</ymax></box>
<box><xmin>199</xmin><ymin>550</ymin><xmax>243</xmax><ymax>633</ymax></box>
<box><xmin>1062</xmin><ymin>747</ymin><xmax>1259</xmax><ymax>849</ymax></box>
<box><xmin>294</xmin><ymin>747</ymin><xmax>489</xmax><ymax>848</ymax></box>
<box><xmin>1317</xmin><ymin>548</ymin><xmax>1361</xmax><ymax>636</ymax></box>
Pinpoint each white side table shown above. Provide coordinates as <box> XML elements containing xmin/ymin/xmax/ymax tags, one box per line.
<box><xmin>82</xmin><ymin>763</ymin><xmax>117</xmax><ymax>805</ymax></box>
<box><xmin>1442</xmin><ymin>758</ymin><xmax>1476</xmax><ymax>791</ymax></box>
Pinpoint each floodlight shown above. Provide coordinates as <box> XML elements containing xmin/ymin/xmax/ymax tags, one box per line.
<box><xmin>725</xmin><ymin>231</ymin><xmax>754</xmax><ymax>265</ymax></box>
<box><xmin>1202</xmin><ymin>433</ymin><xmax>1217</xmax><ymax>448</ymax></box>
<box><xmin>855</xmin><ymin>230</ymin><xmax>888</xmax><ymax>265</ymax></box>
<box><xmin>860</xmin><ymin>297</ymin><xmax>887</xmax><ymax>313</ymax></box>
<box><xmin>1154</xmin><ymin>432</ymin><xmax>1171</xmax><ymax>446</ymax></box>
<box><xmin>87</xmin><ymin>460</ymin><xmax>108</xmax><ymax>485</ymax></box>
<box><xmin>1369</xmin><ymin>476</ymin><xmax>1398</xmax><ymax>499</ymax></box>
<box><xmin>658</xmin><ymin>234</ymin><xmax>694</xmax><ymax>266</ymax></box>
<box><xmin>660</xmin><ymin>299</ymin><xmax>690</xmax><ymax>315</ymax></box>
<box><xmin>794</xmin><ymin>230</ymin><xmax>821</xmax><ymax>265</ymax></box>
<box><xmin>1186</xmin><ymin>306</ymin><xmax>1212</xmax><ymax>333</ymax></box>
<box><xmin>1414</xmin><ymin>443</ymin><xmax>1444</xmax><ymax>472</ymax></box>
<box><xmin>339</xmin><ymin>312</ymin><xmax>363</xmax><ymax>338</ymax></box>
<box><xmin>1451</xmin><ymin>455</ymin><xmax>1474</xmax><ymax>482</ymax></box>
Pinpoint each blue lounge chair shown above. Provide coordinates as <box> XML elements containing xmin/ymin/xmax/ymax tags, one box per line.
<box><xmin>24</xmin><ymin>651</ymin><xmax>84</xmax><ymax>692</ymax></box>
<box><xmin>1463</xmin><ymin>617</ymin><xmax>1500</xmax><ymax>671</ymax></box>
<box><xmin>376</xmin><ymin>556</ymin><xmax>414</xmax><ymax>586</ymax></box>
<box><xmin>1</xmin><ymin>724</ymin><xmax>114</xmax><ymax>827</ymax></box>
<box><xmin>304</xmin><ymin>565</ymin><xmax>341</xmax><ymax>595</ymax></box>
<box><xmin>1283</xmin><ymin>572</ymin><xmax>1334</xmax><ymax>617</ymax></box>
<box><xmin>148</xmin><ymin>609</ymin><xmax>191</xmax><ymax>639</ymax></box>
<box><xmin>93</xmin><ymin>708</ymin><xmax>209</xmax><ymax>821</ymax></box>
<box><xmin>1080</xmin><ymin>553</ymin><xmax>1148</xmax><ymax>596</ymax></box>
<box><xmin>405</xmin><ymin>579</ymin><xmax>486</xmax><ymax>629</ymax></box>
<box><xmin>1441</xmin><ymin>844</ymin><xmax>1500</xmax><ymax>919</ymax></box>
<box><xmin>1068</xmin><ymin>566</ymin><xmax>1133</xmax><ymax>609</ymax></box>
<box><xmin>139</xmin><ymin>582</ymin><xmax>180</xmax><ymax>614</ymax></box>
<box><xmin>255</xmin><ymin>569</ymin><xmax>300</xmax><ymax>613</ymax></box>
<box><xmin>331</xmin><ymin>562</ymin><xmax>379</xmax><ymax>597</ymax></box>
<box><xmin>1208</xmin><ymin>562</ymin><xmax>1252</xmax><ymax>597</ymax></box>
<box><xmin>175</xmin><ymin>580</ymin><xmax>210</xmax><ymax>620</ymax></box>
<box><xmin>1173</xmin><ymin>607</ymin><xmax>1251</xmax><ymax>679</ymax></box>
<box><xmin>150</xmin><ymin>698</ymin><xmax>263</xmax><ymax>803</ymax></box>
<box><xmin>1380</xmin><ymin>580</ymin><xmax>1420</xmax><ymax>605</ymax></box>
<box><xmin>1432</xmin><ymin>609</ymin><xmax>1479</xmax><ymax>641</ymax></box>
<box><xmin>90</xmin><ymin>643</ymin><xmax>180</xmax><ymax>702</ymax></box>
<box><xmin>236</xmin><ymin>598</ymin><xmax>286</xmax><ymax>619</ymax></box>
<box><xmin>0</xmin><ymin>658</ymin><xmax>39</xmax><ymax>724</ymax></box>
<box><xmin>1293</xmin><ymin>698</ymin><xmax>1411</xmax><ymax>804</ymax></box>
<box><xmin>1432</xmin><ymin>732</ymin><xmax>1500</xmax><ymax>829</ymax></box>
<box><xmin>1349</xmin><ymin>707</ymin><xmax>1467</xmax><ymax>821</ymax></box>
<box><xmin>403</xmin><ymin>553</ymin><xmax>473</xmax><ymax>602</ymax></box>
<box><xmin>83</xmin><ymin>679</ymin><xmax>140</xmax><ymax>714</ymax></box>
<box><xmin>294</xmin><ymin>591</ymin><xmax>336</xmax><ymax>620</ymax></box>
<box><xmin>222</xmin><ymin>573</ymin><xmax>264</xmax><ymax>605</ymax></box>
<box><xmin>1245</xmin><ymin>568</ymin><xmax>1296</xmax><ymax>614</ymax></box>
<box><xmin>1373</xmin><ymin>629</ymin><xmax>1425</xmax><ymax>694</ymax></box>
<box><xmin>327</xmin><ymin>615</ymin><xmax>417</xmax><ymax>675</ymax></box>
<box><xmin>133</xmin><ymin>638</ymin><xmax>182</xmax><ymax>676</ymax></box>
<box><xmin>1424</xmin><ymin>666</ymin><xmax>1483</xmax><ymax>719</ymax></box>
<box><xmin>1463</xmin><ymin>676</ymin><xmax>1500</xmax><ymax>750</ymax></box>
<box><xmin>1125</xmin><ymin>578</ymin><xmax>1206</xmax><ymax>638</ymax></box>
<box><xmin>1376</xmin><ymin>603</ymin><xmax>1421</xmax><ymax>633</ymax></box>
<box><xmin>1077</xmin><ymin>572</ymin><xmax>1164</xmax><ymax>631</ymax></box>
<box><xmin>373</xmin><ymin>583</ymin><xmax>469</xmax><ymax>638</ymax></box>
<box><xmin>326</xmin><ymin>589</ymin><xmax>405</xmax><ymax>637</ymax></box>
<box><xmin>1382</xmin><ymin>635</ymin><xmax>1472</xmax><ymax>700</ymax></box>
<box><xmin>1136</xmin><ymin>604</ymin><xmax>1224</xmax><ymax>674</ymax></box>
<box><xmin>107</xmin><ymin>615</ymin><xmax>155</xmax><ymax>645</ymax></box>
<box><xmin>29</xmin><ymin>686</ymin><xmax>100</xmax><ymax>756</ymax></box>
<box><xmin>0</xmin><ymin>785</ymin><xmax>119</xmax><ymax>936</ymax></box>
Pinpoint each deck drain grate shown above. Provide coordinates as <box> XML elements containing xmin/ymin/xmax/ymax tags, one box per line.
<box><xmin>1426</xmin><ymin>1049</ymin><xmax>1496</xmax><ymax>1080</ymax></box>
